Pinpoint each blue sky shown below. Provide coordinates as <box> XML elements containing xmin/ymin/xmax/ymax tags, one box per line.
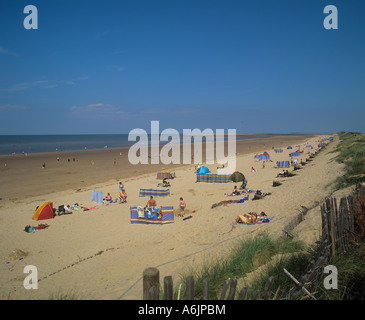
<box><xmin>0</xmin><ymin>0</ymin><xmax>364</xmax><ymax>134</ymax></box>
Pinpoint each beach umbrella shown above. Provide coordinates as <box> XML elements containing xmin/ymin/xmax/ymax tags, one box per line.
<box><xmin>197</xmin><ymin>166</ymin><xmax>209</xmax><ymax>174</ymax></box>
<box><xmin>230</xmin><ymin>171</ymin><xmax>247</xmax><ymax>189</ymax></box>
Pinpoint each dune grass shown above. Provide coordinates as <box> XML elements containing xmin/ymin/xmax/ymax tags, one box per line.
<box><xmin>332</xmin><ymin>131</ymin><xmax>365</xmax><ymax>189</ymax></box>
<box><xmin>173</xmin><ymin>232</ymin><xmax>307</xmax><ymax>300</ymax></box>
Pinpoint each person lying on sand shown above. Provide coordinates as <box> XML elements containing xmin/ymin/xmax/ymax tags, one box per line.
<box><xmin>157</xmin><ymin>178</ymin><xmax>171</xmax><ymax>187</ymax></box>
<box><xmin>234</xmin><ymin>212</ymin><xmax>267</xmax><ymax>224</ymax></box>
<box><xmin>63</xmin><ymin>204</ymin><xmax>72</xmax><ymax>214</ymax></box>
<box><xmin>227</xmin><ymin>185</ymin><xmax>241</xmax><ymax>196</ymax></box>
<box><xmin>234</xmin><ymin>213</ymin><xmax>257</xmax><ymax>224</ymax></box>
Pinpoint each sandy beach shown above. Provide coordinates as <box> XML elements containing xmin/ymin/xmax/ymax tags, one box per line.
<box><xmin>0</xmin><ymin>133</ymin><xmax>347</xmax><ymax>300</ymax></box>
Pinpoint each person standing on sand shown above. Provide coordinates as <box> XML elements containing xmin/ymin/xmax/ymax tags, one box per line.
<box><xmin>119</xmin><ymin>182</ymin><xmax>124</xmax><ymax>191</ymax></box>
<box><xmin>179</xmin><ymin>197</ymin><xmax>186</xmax><ymax>217</ymax></box>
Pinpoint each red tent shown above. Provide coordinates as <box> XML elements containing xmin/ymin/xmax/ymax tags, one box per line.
<box><xmin>32</xmin><ymin>202</ymin><xmax>54</xmax><ymax>221</ymax></box>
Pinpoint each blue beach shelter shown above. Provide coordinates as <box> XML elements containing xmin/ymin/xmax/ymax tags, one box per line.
<box><xmin>197</xmin><ymin>166</ymin><xmax>209</xmax><ymax>174</ymax></box>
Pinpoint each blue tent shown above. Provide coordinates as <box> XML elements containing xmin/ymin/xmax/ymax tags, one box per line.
<box><xmin>197</xmin><ymin>166</ymin><xmax>209</xmax><ymax>174</ymax></box>
<box><xmin>287</xmin><ymin>146</ymin><xmax>293</xmax><ymax>149</ymax></box>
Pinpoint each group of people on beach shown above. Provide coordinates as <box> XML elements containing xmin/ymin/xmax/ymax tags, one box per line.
<box><xmin>103</xmin><ymin>182</ymin><xmax>128</xmax><ymax>204</ymax></box>
<box><xmin>145</xmin><ymin>195</ymin><xmax>186</xmax><ymax>217</ymax></box>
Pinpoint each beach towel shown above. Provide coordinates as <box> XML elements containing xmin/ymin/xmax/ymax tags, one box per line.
<box><xmin>238</xmin><ymin>217</ymin><xmax>274</xmax><ymax>225</ymax></box>
<box><xmin>196</xmin><ymin>173</ymin><xmax>232</xmax><ymax>183</ymax></box>
<box><xmin>219</xmin><ymin>199</ymin><xmax>245</xmax><ymax>205</ymax></box>
<box><xmin>83</xmin><ymin>206</ymin><xmax>98</xmax><ymax>211</ymax></box>
<box><xmin>137</xmin><ymin>206</ymin><xmax>144</xmax><ymax>218</ymax></box>
<box><xmin>139</xmin><ymin>188</ymin><xmax>170</xmax><ymax>197</ymax></box>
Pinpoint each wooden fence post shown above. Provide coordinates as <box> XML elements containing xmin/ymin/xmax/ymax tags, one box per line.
<box><xmin>164</xmin><ymin>276</ymin><xmax>173</xmax><ymax>300</ymax></box>
<box><xmin>202</xmin><ymin>278</ymin><xmax>209</xmax><ymax>300</ymax></box>
<box><xmin>143</xmin><ymin>267</ymin><xmax>160</xmax><ymax>300</ymax></box>
<box><xmin>186</xmin><ymin>276</ymin><xmax>194</xmax><ymax>300</ymax></box>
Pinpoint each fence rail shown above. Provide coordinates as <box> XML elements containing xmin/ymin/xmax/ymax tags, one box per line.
<box><xmin>142</xmin><ymin>184</ymin><xmax>364</xmax><ymax>300</ymax></box>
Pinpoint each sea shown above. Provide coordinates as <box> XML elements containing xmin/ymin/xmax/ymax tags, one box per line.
<box><xmin>0</xmin><ymin>133</ymin><xmax>312</xmax><ymax>156</ymax></box>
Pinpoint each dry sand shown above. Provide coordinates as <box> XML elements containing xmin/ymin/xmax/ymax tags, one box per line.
<box><xmin>0</xmin><ymin>133</ymin><xmax>345</xmax><ymax>300</ymax></box>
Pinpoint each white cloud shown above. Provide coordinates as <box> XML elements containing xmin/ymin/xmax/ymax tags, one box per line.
<box><xmin>107</xmin><ymin>65</ymin><xmax>125</xmax><ymax>72</ymax></box>
<box><xmin>0</xmin><ymin>104</ymin><xmax>26</xmax><ymax>111</ymax></box>
<box><xmin>70</xmin><ymin>103</ymin><xmax>127</xmax><ymax>118</ymax></box>
<box><xmin>0</xmin><ymin>75</ymin><xmax>88</xmax><ymax>92</ymax></box>
<box><xmin>0</xmin><ymin>46</ymin><xmax>20</xmax><ymax>57</ymax></box>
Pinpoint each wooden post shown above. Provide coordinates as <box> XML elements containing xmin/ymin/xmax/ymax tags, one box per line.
<box><xmin>186</xmin><ymin>276</ymin><xmax>194</xmax><ymax>300</ymax></box>
<box><xmin>202</xmin><ymin>278</ymin><xmax>209</xmax><ymax>300</ymax></box>
<box><xmin>262</xmin><ymin>276</ymin><xmax>274</xmax><ymax>300</ymax></box>
<box><xmin>143</xmin><ymin>267</ymin><xmax>160</xmax><ymax>300</ymax></box>
<box><xmin>220</xmin><ymin>278</ymin><xmax>230</xmax><ymax>300</ymax></box>
<box><xmin>237</xmin><ymin>287</ymin><xmax>248</xmax><ymax>300</ymax></box>
<box><xmin>164</xmin><ymin>276</ymin><xmax>173</xmax><ymax>300</ymax></box>
<box><xmin>226</xmin><ymin>277</ymin><xmax>237</xmax><ymax>300</ymax></box>
<box><xmin>328</xmin><ymin>197</ymin><xmax>336</xmax><ymax>257</ymax></box>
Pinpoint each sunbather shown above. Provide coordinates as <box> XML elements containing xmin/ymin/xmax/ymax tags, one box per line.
<box><xmin>63</xmin><ymin>204</ymin><xmax>72</xmax><ymax>214</ymax></box>
<box><xmin>235</xmin><ymin>212</ymin><xmax>257</xmax><ymax>224</ymax></box>
<box><xmin>105</xmin><ymin>193</ymin><xmax>112</xmax><ymax>201</ymax></box>
<box><xmin>228</xmin><ymin>185</ymin><xmax>241</xmax><ymax>196</ymax></box>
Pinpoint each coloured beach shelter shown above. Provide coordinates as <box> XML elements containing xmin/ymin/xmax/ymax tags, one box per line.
<box><xmin>32</xmin><ymin>201</ymin><xmax>54</xmax><ymax>221</ymax></box>
<box><xmin>197</xmin><ymin>166</ymin><xmax>209</xmax><ymax>174</ymax></box>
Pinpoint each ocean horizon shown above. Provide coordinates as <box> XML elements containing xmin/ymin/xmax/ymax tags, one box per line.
<box><xmin>0</xmin><ymin>133</ymin><xmax>320</xmax><ymax>156</ymax></box>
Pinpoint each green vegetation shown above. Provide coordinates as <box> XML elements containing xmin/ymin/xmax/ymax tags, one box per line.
<box><xmin>172</xmin><ymin>232</ymin><xmax>365</xmax><ymax>300</ymax></box>
<box><xmin>173</xmin><ymin>232</ymin><xmax>309</xmax><ymax>300</ymax></box>
<box><xmin>332</xmin><ymin>131</ymin><xmax>365</xmax><ymax>189</ymax></box>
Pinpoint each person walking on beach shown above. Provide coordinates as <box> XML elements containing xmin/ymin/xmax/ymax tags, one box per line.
<box><xmin>179</xmin><ymin>197</ymin><xmax>186</xmax><ymax>217</ymax></box>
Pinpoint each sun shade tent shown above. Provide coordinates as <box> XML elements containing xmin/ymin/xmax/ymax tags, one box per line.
<box><xmin>275</xmin><ymin>149</ymin><xmax>283</xmax><ymax>153</ymax></box>
<box><xmin>130</xmin><ymin>206</ymin><xmax>174</xmax><ymax>224</ymax></box>
<box><xmin>287</xmin><ymin>146</ymin><xmax>293</xmax><ymax>149</ymax></box>
<box><xmin>197</xmin><ymin>166</ymin><xmax>209</xmax><ymax>174</ymax></box>
<box><xmin>33</xmin><ymin>202</ymin><xmax>54</xmax><ymax>221</ymax></box>
<box><xmin>259</xmin><ymin>152</ymin><xmax>270</xmax><ymax>160</ymax></box>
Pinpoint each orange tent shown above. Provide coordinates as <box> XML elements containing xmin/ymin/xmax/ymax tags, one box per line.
<box><xmin>32</xmin><ymin>202</ymin><xmax>54</xmax><ymax>221</ymax></box>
